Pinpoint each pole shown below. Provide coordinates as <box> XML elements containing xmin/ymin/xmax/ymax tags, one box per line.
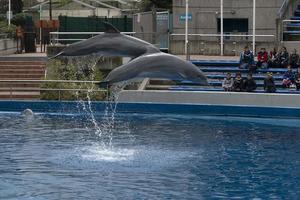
<box><xmin>49</xmin><ymin>0</ymin><xmax>52</xmax><ymax>20</ymax></box>
<box><xmin>220</xmin><ymin>0</ymin><xmax>224</xmax><ymax>56</ymax></box>
<box><xmin>185</xmin><ymin>0</ymin><xmax>189</xmax><ymax>60</ymax></box>
<box><xmin>8</xmin><ymin>0</ymin><xmax>11</xmax><ymax>26</ymax></box>
<box><xmin>253</xmin><ymin>0</ymin><xmax>256</xmax><ymax>54</ymax></box>
<box><xmin>40</xmin><ymin>5</ymin><xmax>42</xmax><ymax>52</ymax></box>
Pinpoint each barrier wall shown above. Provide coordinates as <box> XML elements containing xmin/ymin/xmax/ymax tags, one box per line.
<box><xmin>0</xmin><ymin>39</ymin><xmax>17</xmax><ymax>55</ymax></box>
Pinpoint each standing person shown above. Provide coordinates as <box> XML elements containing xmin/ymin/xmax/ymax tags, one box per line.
<box><xmin>233</xmin><ymin>72</ymin><xmax>244</xmax><ymax>92</ymax></box>
<box><xmin>294</xmin><ymin>67</ymin><xmax>300</xmax><ymax>90</ymax></box>
<box><xmin>257</xmin><ymin>48</ymin><xmax>269</xmax><ymax>69</ymax></box>
<box><xmin>264</xmin><ymin>72</ymin><xmax>276</xmax><ymax>93</ymax></box>
<box><xmin>243</xmin><ymin>73</ymin><xmax>257</xmax><ymax>92</ymax></box>
<box><xmin>282</xmin><ymin>65</ymin><xmax>295</xmax><ymax>88</ymax></box>
<box><xmin>278</xmin><ymin>46</ymin><xmax>289</xmax><ymax>68</ymax></box>
<box><xmin>239</xmin><ymin>46</ymin><xmax>255</xmax><ymax>69</ymax></box>
<box><xmin>289</xmin><ymin>49</ymin><xmax>300</xmax><ymax>68</ymax></box>
<box><xmin>16</xmin><ymin>25</ymin><xmax>24</xmax><ymax>54</ymax></box>
<box><xmin>222</xmin><ymin>72</ymin><xmax>234</xmax><ymax>91</ymax></box>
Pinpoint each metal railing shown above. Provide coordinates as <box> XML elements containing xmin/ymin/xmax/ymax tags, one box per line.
<box><xmin>49</xmin><ymin>31</ymin><xmax>136</xmax><ymax>45</ymax></box>
<box><xmin>0</xmin><ymin>80</ymin><xmax>107</xmax><ymax>101</ymax></box>
<box><xmin>281</xmin><ymin>19</ymin><xmax>300</xmax><ymax>41</ymax></box>
<box><xmin>278</xmin><ymin>0</ymin><xmax>291</xmax><ymax>18</ymax></box>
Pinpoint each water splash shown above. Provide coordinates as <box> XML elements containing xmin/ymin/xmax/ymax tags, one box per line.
<box><xmin>65</xmin><ymin>55</ymin><xmax>130</xmax><ymax>149</ymax></box>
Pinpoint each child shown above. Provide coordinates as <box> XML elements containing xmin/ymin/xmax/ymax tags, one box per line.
<box><xmin>257</xmin><ymin>48</ymin><xmax>269</xmax><ymax>69</ymax></box>
<box><xmin>264</xmin><ymin>72</ymin><xmax>276</xmax><ymax>93</ymax></box>
<box><xmin>282</xmin><ymin>65</ymin><xmax>295</xmax><ymax>88</ymax></box>
<box><xmin>294</xmin><ymin>67</ymin><xmax>300</xmax><ymax>90</ymax></box>
<box><xmin>239</xmin><ymin>46</ymin><xmax>254</xmax><ymax>69</ymax></box>
<box><xmin>233</xmin><ymin>72</ymin><xmax>243</xmax><ymax>92</ymax></box>
<box><xmin>243</xmin><ymin>73</ymin><xmax>257</xmax><ymax>92</ymax></box>
<box><xmin>222</xmin><ymin>72</ymin><xmax>234</xmax><ymax>91</ymax></box>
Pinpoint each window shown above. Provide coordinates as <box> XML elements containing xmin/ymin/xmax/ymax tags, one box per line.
<box><xmin>217</xmin><ymin>18</ymin><xmax>248</xmax><ymax>33</ymax></box>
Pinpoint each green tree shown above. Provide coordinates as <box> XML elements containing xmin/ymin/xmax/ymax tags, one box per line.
<box><xmin>0</xmin><ymin>0</ymin><xmax>23</xmax><ymax>14</ymax></box>
<box><xmin>139</xmin><ymin>0</ymin><xmax>172</xmax><ymax>12</ymax></box>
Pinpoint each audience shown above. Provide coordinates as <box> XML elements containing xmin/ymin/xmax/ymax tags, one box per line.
<box><xmin>264</xmin><ymin>72</ymin><xmax>276</xmax><ymax>93</ymax></box>
<box><xmin>233</xmin><ymin>72</ymin><xmax>244</xmax><ymax>92</ymax></box>
<box><xmin>239</xmin><ymin>46</ymin><xmax>255</xmax><ymax>69</ymax></box>
<box><xmin>243</xmin><ymin>73</ymin><xmax>257</xmax><ymax>92</ymax></box>
<box><xmin>295</xmin><ymin>67</ymin><xmax>300</xmax><ymax>90</ymax></box>
<box><xmin>276</xmin><ymin>46</ymin><xmax>289</xmax><ymax>68</ymax></box>
<box><xmin>222</xmin><ymin>72</ymin><xmax>234</xmax><ymax>91</ymax></box>
<box><xmin>282</xmin><ymin>65</ymin><xmax>295</xmax><ymax>88</ymax></box>
<box><xmin>257</xmin><ymin>48</ymin><xmax>269</xmax><ymax>69</ymax></box>
<box><xmin>289</xmin><ymin>49</ymin><xmax>300</xmax><ymax>68</ymax></box>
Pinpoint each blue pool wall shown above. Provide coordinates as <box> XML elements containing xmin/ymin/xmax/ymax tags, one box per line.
<box><xmin>1</xmin><ymin>100</ymin><xmax>300</xmax><ymax>118</ymax></box>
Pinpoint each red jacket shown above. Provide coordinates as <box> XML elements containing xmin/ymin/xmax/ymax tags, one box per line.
<box><xmin>258</xmin><ymin>51</ymin><xmax>268</xmax><ymax>62</ymax></box>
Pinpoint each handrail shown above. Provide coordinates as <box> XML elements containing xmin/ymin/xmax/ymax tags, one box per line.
<box><xmin>0</xmin><ymin>80</ymin><xmax>100</xmax><ymax>83</ymax></box>
<box><xmin>171</xmin><ymin>33</ymin><xmax>275</xmax><ymax>37</ymax></box>
<box><xmin>278</xmin><ymin>0</ymin><xmax>290</xmax><ymax>18</ymax></box>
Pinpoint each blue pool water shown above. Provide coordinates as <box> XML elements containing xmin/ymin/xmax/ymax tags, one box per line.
<box><xmin>1</xmin><ymin>112</ymin><xmax>300</xmax><ymax>199</ymax></box>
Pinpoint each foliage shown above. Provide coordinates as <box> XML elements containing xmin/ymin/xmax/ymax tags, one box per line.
<box><xmin>0</xmin><ymin>20</ymin><xmax>16</xmax><ymax>38</ymax></box>
<box><xmin>0</xmin><ymin>0</ymin><xmax>23</xmax><ymax>15</ymax></box>
<box><xmin>11</xmin><ymin>13</ymin><xmax>30</xmax><ymax>26</ymax></box>
<box><xmin>138</xmin><ymin>0</ymin><xmax>172</xmax><ymax>12</ymax></box>
<box><xmin>41</xmin><ymin>59</ymin><xmax>106</xmax><ymax>101</ymax></box>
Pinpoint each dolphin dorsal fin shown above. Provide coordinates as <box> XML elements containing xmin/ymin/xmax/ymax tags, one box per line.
<box><xmin>103</xmin><ymin>21</ymin><xmax>120</xmax><ymax>33</ymax></box>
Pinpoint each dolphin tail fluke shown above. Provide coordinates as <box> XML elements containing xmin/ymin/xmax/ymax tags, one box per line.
<box><xmin>48</xmin><ymin>52</ymin><xmax>63</xmax><ymax>60</ymax></box>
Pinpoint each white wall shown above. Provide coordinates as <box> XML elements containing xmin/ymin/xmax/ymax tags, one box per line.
<box><xmin>0</xmin><ymin>39</ymin><xmax>17</xmax><ymax>56</ymax></box>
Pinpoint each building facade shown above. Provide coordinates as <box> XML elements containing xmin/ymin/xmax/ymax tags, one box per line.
<box><xmin>171</xmin><ymin>0</ymin><xmax>283</xmax><ymax>55</ymax></box>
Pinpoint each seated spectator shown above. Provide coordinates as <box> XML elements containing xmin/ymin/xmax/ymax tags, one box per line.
<box><xmin>282</xmin><ymin>65</ymin><xmax>295</xmax><ymax>88</ymax></box>
<box><xmin>222</xmin><ymin>72</ymin><xmax>234</xmax><ymax>91</ymax></box>
<box><xmin>269</xmin><ymin>47</ymin><xmax>278</xmax><ymax>68</ymax></box>
<box><xmin>239</xmin><ymin>46</ymin><xmax>254</xmax><ymax>69</ymax></box>
<box><xmin>233</xmin><ymin>72</ymin><xmax>244</xmax><ymax>92</ymax></box>
<box><xmin>243</xmin><ymin>73</ymin><xmax>257</xmax><ymax>92</ymax></box>
<box><xmin>257</xmin><ymin>48</ymin><xmax>269</xmax><ymax>69</ymax></box>
<box><xmin>264</xmin><ymin>72</ymin><xmax>276</xmax><ymax>93</ymax></box>
<box><xmin>273</xmin><ymin>46</ymin><xmax>289</xmax><ymax>68</ymax></box>
<box><xmin>289</xmin><ymin>49</ymin><xmax>300</xmax><ymax>68</ymax></box>
<box><xmin>295</xmin><ymin>67</ymin><xmax>300</xmax><ymax>90</ymax></box>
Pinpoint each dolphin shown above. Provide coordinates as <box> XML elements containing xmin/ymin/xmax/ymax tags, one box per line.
<box><xmin>52</xmin><ymin>22</ymin><xmax>160</xmax><ymax>59</ymax></box>
<box><xmin>99</xmin><ymin>52</ymin><xmax>208</xmax><ymax>87</ymax></box>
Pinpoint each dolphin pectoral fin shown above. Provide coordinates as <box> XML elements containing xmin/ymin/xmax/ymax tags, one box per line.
<box><xmin>103</xmin><ymin>21</ymin><xmax>120</xmax><ymax>34</ymax></box>
<box><xmin>97</xmin><ymin>81</ymin><xmax>110</xmax><ymax>88</ymax></box>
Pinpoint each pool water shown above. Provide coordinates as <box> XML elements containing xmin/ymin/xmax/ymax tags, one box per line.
<box><xmin>0</xmin><ymin>112</ymin><xmax>300</xmax><ymax>199</ymax></box>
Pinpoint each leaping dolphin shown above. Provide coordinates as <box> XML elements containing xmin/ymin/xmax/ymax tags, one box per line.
<box><xmin>53</xmin><ymin>22</ymin><xmax>160</xmax><ymax>58</ymax></box>
<box><xmin>99</xmin><ymin>52</ymin><xmax>208</xmax><ymax>87</ymax></box>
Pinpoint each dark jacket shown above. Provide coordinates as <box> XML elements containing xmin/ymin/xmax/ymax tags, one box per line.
<box><xmin>264</xmin><ymin>77</ymin><xmax>276</xmax><ymax>93</ymax></box>
<box><xmin>240</xmin><ymin>50</ymin><xmax>254</xmax><ymax>65</ymax></box>
<box><xmin>233</xmin><ymin>78</ymin><xmax>244</xmax><ymax>92</ymax></box>
<box><xmin>279</xmin><ymin>51</ymin><xmax>289</xmax><ymax>64</ymax></box>
<box><xmin>283</xmin><ymin>70</ymin><xmax>295</xmax><ymax>82</ymax></box>
<box><xmin>243</xmin><ymin>78</ymin><xmax>257</xmax><ymax>92</ymax></box>
<box><xmin>289</xmin><ymin>53</ymin><xmax>300</xmax><ymax>67</ymax></box>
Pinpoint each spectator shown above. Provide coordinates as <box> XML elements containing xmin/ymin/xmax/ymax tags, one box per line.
<box><xmin>239</xmin><ymin>46</ymin><xmax>255</xmax><ymax>69</ymax></box>
<box><xmin>243</xmin><ymin>73</ymin><xmax>257</xmax><ymax>92</ymax></box>
<box><xmin>222</xmin><ymin>72</ymin><xmax>234</xmax><ymax>91</ymax></box>
<box><xmin>295</xmin><ymin>67</ymin><xmax>300</xmax><ymax>90</ymax></box>
<box><xmin>16</xmin><ymin>25</ymin><xmax>24</xmax><ymax>54</ymax></box>
<box><xmin>264</xmin><ymin>72</ymin><xmax>276</xmax><ymax>93</ymax></box>
<box><xmin>233</xmin><ymin>72</ymin><xmax>244</xmax><ymax>92</ymax></box>
<box><xmin>282</xmin><ymin>65</ymin><xmax>295</xmax><ymax>88</ymax></box>
<box><xmin>275</xmin><ymin>46</ymin><xmax>289</xmax><ymax>68</ymax></box>
<box><xmin>257</xmin><ymin>47</ymin><xmax>269</xmax><ymax>69</ymax></box>
<box><xmin>269</xmin><ymin>47</ymin><xmax>278</xmax><ymax>68</ymax></box>
<box><xmin>289</xmin><ymin>49</ymin><xmax>300</xmax><ymax>68</ymax></box>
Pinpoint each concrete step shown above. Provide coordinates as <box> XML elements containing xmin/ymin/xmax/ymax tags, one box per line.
<box><xmin>0</xmin><ymin>61</ymin><xmax>46</xmax><ymax>65</ymax></box>
<box><xmin>0</xmin><ymin>69</ymin><xmax>45</xmax><ymax>74</ymax></box>
<box><xmin>0</xmin><ymin>74</ymin><xmax>44</xmax><ymax>79</ymax></box>
<box><xmin>0</xmin><ymin>87</ymin><xmax>41</xmax><ymax>92</ymax></box>
<box><xmin>0</xmin><ymin>83</ymin><xmax>41</xmax><ymax>88</ymax></box>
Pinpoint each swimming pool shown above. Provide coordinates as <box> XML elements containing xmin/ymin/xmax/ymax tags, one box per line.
<box><xmin>1</xmin><ymin>110</ymin><xmax>300</xmax><ymax>199</ymax></box>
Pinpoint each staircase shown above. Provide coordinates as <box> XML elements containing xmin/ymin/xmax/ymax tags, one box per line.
<box><xmin>283</xmin><ymin>4</ymin><xmax>300</xmax><ymax>41</ymax></box>
<box><xmin>0</xmin><ymin>57</ymin><xmax>46</xmax><ymax>99</ymax></box>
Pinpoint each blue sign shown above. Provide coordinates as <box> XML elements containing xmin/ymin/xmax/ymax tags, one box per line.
<box><xmin>179</xmin><ymin>14</ymin><xmax>192</xmax><ymax>21</ymax></box>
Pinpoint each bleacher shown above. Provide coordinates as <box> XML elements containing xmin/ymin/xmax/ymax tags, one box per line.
<box><xmin>283</xmin><ymin>4</ymin><xmax>300</xmax><ymax>41</ymax></box>
<box><xmin>146</xmin><ymin>60</ymin><xmax>300</xmax><ymax>94</ymax></box>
